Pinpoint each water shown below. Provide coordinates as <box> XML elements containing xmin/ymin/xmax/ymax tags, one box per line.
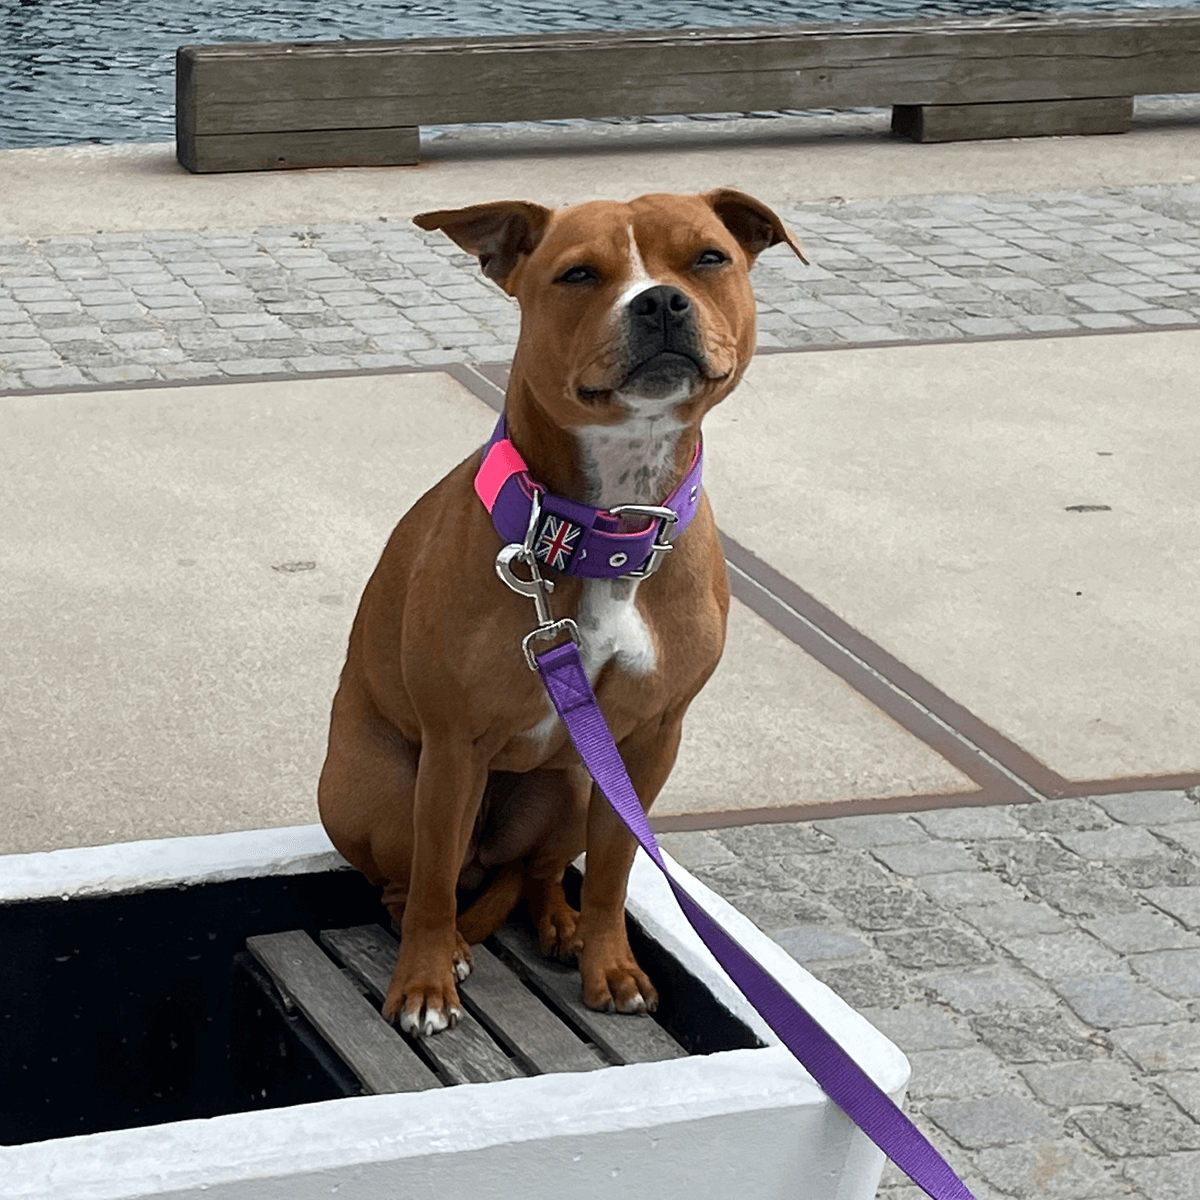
<box><xmin>0</xmin><ymin>0</ymin><xmax>1195</xmax><ymax>150</ymax></box>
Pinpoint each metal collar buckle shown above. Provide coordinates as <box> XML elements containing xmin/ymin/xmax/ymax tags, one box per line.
<box><xmin>607</xmin><ymin>504</ymin><xmax>679</xmax><ymax>579</ymax></box>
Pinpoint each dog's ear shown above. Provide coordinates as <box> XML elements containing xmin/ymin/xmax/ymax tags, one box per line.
<box><xmin>413</xmin><ymin>201</ymin><xmax>553</xmax><ymax>290</ymax></box>
<box><xmin>702</xmin><ymin>188</ymin><xmax>809</xmax><ymax>266</ymax></box>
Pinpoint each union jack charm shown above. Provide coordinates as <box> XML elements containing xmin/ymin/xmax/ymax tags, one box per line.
<box><xmin>534</xmin><ymin>513</ymin><xmax>582</xmax><ymax>571</ymax></box>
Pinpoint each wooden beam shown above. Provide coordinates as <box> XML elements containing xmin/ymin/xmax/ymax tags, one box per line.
<box><xmin>320</xmin><ymin>926</ymin><xmax>523</xmax><ymax>1086</ymax></box>
<box><xmin>892</xmin><ymin>95</ymin><xmax>1134</xmax><ymax>142</ymax></box>
<box><xmin>459</xmin><ymin>943</ymin><xmax>607</xmax><ymax>1076</ymax></box>
<box><xmin>246</xmin><ymin>931</ymin><xmax>440</xmax><ymax>1095</ymax></box>
<box><xmin>492</xmin><ymin>923</ymin><xmax>686</xmax><ymax>1066</ymax></box>
<box><xmin>175</xmin><ymin>127</ymin><xmax>419</xmax><ymax>173</ymax></box>
<box><xmin>178</xmin><ymin>12</ymin><xmax>1200</xmax><ymax>135</ymax></box>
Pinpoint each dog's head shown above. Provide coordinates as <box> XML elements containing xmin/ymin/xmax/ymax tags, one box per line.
<box><xmin>414</xmin><ymin>190</ymin><xmax>806</xmax><ymax>427</ymax></box>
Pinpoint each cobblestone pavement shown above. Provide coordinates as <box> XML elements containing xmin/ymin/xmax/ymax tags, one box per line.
<box><xmin>1</xmin><ymin>181</ymin><xmax>1198</xmax><ymax>393</ymax></box>
<box><xmin>661</xmin><ymin>788</ymin><xmax>1200</xmax><ymax>1200</ymax></box>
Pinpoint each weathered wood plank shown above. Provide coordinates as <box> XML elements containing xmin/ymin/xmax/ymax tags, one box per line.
<box><xmin>178</xmin><ymin>12</ymin><xmax>1200</xmax><ymax>138</ymax></box>
<box><xmin>320</xmin><ymin>925</ymin><xmax>523</xmax><ymax>1086</ymax></box>
<box><xmin>460</xmin><ymin>943</ymin><xmax>607</xmax><ymax>1076</ymax></box>
<box><xmin>178</xmin><ymin>127</ymin><xmax>419</xmax><ymax>173</ymax></box>
<box><xmin>893</xmin><ymin>95</ymin><xmax>1133</xmax><ymax>143</ymax></box>
<box><xmin>246</xmin><ymin>930</ymin><xmax>439</xmax><ymax>1095</ymax></box>
<box><xmin>492</xmin><ymin>923</ymin><xmax>686</xmax><ymax>1066</ymax></box>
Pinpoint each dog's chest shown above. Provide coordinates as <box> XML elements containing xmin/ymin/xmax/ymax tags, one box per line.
<box><xmin>572</xmin><ymin>417</ymin><xmax>685</xmax><ymax>680</ymax></box>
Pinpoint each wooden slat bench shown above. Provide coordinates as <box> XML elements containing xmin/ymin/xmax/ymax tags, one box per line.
<box><xmin>247</xmin><ymin>919</ymin><xmax>685</xmax><ymax>1094</ymax></box>
<box><xmin>176</xmin><ymin>10</ymin><xmax>1200</xmax><ymax>172</ymax></box>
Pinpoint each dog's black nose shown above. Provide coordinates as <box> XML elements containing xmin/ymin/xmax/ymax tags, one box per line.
<box><xmin>631</xmin><ymin>285</ymin><xmax>691</xmax><ymax>322</ymax></box>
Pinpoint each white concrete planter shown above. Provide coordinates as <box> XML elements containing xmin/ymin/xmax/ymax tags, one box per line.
<box><xmin>1</xmin><ymin>826</ymin><xmax>909</xmax><ymax>1200</ymax></box>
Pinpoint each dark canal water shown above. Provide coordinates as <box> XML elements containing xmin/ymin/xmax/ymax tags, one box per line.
<box><xmin>0</xmin><ymin>0</ymin><xmax>1195</xmax><ymax>149</ymax></box>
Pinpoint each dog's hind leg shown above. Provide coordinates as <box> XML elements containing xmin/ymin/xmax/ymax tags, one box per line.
<box><xmin>318</xmin><ymin>678</ymin><xmax>419</xmax><ymax>928</ymax></box>
<box><xmin>456</xmin><ymin>859</ymin><xmax>526</xmax><ymax>946</ymax></box>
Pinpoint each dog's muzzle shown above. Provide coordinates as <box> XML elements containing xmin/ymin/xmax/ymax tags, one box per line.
<box><xmin>619</xmin><ymin>284</ymin><xmax>707</xmax><ymax>397</ymax></box>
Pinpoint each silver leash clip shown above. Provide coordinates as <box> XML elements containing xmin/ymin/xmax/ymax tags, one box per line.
<box><xmin>495</xmin><ymin>492</ymin><xmax>580</xmax><ymax>670</ymax></box>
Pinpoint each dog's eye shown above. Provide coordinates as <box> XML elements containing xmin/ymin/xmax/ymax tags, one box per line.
<box><xmin>556</xmin><ymin>265</ymin><xmax>599</xmax><ymax>285</ymax></box>
<box><xmin>694</xmin><ymin>249</ymin><xmax>729</xmax><ymax>268</ymax></box>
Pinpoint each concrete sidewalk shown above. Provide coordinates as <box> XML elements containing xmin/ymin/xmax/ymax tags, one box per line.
<box><xmin>2</xmin><ymin>113</ymin><xmax>1199</xmax><ymax>1198</ymax></box>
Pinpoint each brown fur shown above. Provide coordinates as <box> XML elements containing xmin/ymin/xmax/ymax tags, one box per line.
<box><xmin>318</xmin><ymin>190</ymin><xmax>805</xmax><ymax>1034</ymax></box>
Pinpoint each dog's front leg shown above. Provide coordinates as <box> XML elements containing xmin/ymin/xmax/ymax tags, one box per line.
<box><xmin>576</xmin><ymin>710</ymin><xmax>685</xmax><ymax>1014</ymax></box>
<box><xmin>383</xmin><ymin>739</ymin><xmax>486</xmax><ymax>1036</ymax></box>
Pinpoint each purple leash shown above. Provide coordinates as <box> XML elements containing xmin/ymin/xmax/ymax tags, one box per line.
<box><xmin>480</xmin><ymin>425</ymin><xmax>976</xmax><ymax>1198</ymax></box>
<box><xmin>536</xmin><ymin>640</ymin><xmax>977</xmax><ymax>1200</ymax></box>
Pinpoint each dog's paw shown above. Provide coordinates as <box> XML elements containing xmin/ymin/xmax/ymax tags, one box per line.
<box><xmin>382</xmin><ymin>947</ymin><xmax>465</xmax><ymax>1036</ymax></box>
<box><xmin>383</xmin><ymin>980</ymin><xmax>464</xmax><ymax>1037</ymax></box>
<box><xmin>580</xmin><ymin>954</ymin><xmax>658</xmax><ymax>1016</ymax></box>
<box><xmin>537</xmin><ymin>905</ymin><xmax>583</xmax><ymax>964</ymax></box>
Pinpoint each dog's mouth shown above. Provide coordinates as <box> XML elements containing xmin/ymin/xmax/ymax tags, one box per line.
<box><xmin>578</xmin><ymin>352</ymin><xmax>728</xmax><ymax>404</ymax></box>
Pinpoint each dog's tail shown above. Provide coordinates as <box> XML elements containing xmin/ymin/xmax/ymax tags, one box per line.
<box><xmin>456</xmin><ymin>859</ymin><xmax>526</xmax><ymax>945</ymax></box>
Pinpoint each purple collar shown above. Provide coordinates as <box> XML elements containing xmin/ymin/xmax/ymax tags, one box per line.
<box><xmin>473</xmin><ymin>417</ymin><xmax>704</xmax><ymax>580</ymax></box>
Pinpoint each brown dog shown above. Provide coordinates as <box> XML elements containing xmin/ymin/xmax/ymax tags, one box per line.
<box><xmin>318</xmin><ymin>190</ymin><xmax>805</xmax><ymax>1036</ymax></box>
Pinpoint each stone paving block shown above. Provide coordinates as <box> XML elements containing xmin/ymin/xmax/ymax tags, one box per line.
<box><xmin>1162</xmin><ymin>1072</ymin><xmax>1200</xmax><ymax>1122</ymax></box>
<box><xmin>962</xmin><ymin>900</ymin><xmax>1071</xmax><ymax>939</ymax></box>
<box><xmin>21</xmin><ymin>366</ymin><xmax>87</xmax><ymax>388</ymax></box>
<box><xmin>772</xmin><ymin>925</ymin><xmax>871</xmax><ymax>962</ymax></box>
<box><xmin>1135</xmin><ymin>308</ymin><xmax>1199</xmax><ymax>326</ymax></box>
<box><xmin>1057</xmin><ymin>826</ymin><xmax>1174</xmax><ymax>862</ymax></box>
<box><xmin>1123</xmin><ymin>1151</ymin><xmax>1200</xmax><ymax>1200</ymax></box>
<box><xmin>1154</xmin><ymin>821</ymin><xmax>1200</xmax><ymax>857</ymax></box>
<box><xmin>1073</xmin><ymin>1100</ymin><xmax>1200</xmax><ymax>1156</ymax></box>
<box><xmin>871</xmin><ymin>841</ymin><xmax>980</xmax><ymax>878</ymax></box>
<box><xmin>1099</xmin><ymin>792</ymin><xmax>1200</xmax><ymax>830</ymax></box>
<box><xmin>88</xmin><ymin>304</ymin><xmax>150</xmax><ymax>322</ymax></box>
<box><xmin>1082</xmin><ymin>909</ymin><xmax>1200</xmax><ymax>953</ymax></box>
<box><xmin>810</xmin><ymin>813</ymin><xmax>928</xmax><ymax>848</ymax></box>
<box><xmin>714</xmin><ymin>823</ymin><xmax>832</xmax><ymax>857</ymax></box>
<box><xmin>911</xmin><ymin>808</ymin><xmax>1025</xmax><ymax>841</ymax></box>
<box><xmin>976</xmin><ymin>839</ymin><xmax>1085</xmax><ymax>882</ymax></box>
<box><xmin>1142</xmin><ymin>886</ymin><xmax>1200</xmax><ymax>930</ymax></box>
<box><xmin>927</xmin><ymin>965</ymin><xmax>1058</xmax><ymax>1015</ymax></box>
<box><xmin>828</xmin><ymin>883</ymin><xmax>943</xmax><ymax>929</ymax></box>
<box><xmin>286</xmin><ymin>355</ymin><xmax>366</xmax><ymax>373</ymax></box>
<box><xmin>1109</xmin><ymin>1022</ymin><xmax>1200</xmax><ymax>1073</ymax></box>
<box><xmin>1029</xmin><ymin>873</ymin><xmax>1144</xmax><ymax>918</ymax></box>
<box><xmin>655</xmin><ymin>830</ymin><xmax>736</xmax><ymax>869</ymax></box>
<box><xmin>859</xmin><ymin>1003</ymin><xmax>976</xmax><ymax>1053</ymax></box>
<box><xmin>370</xmin><ymin>333</ymin><xmax>437</xmax><ymax>353</ymax></box>
<box><xmin>907</xmin><ymin>1046</ymin><xmax>1013</xmax><ymax>1099</ymax></box>
<box><xmin>805</xmin><ymin>960</ymin><xmax>911</xmax><ymax>1008</ymax></box>
<box><xmin>85</xmin><ymin>364</ymin><xmax>159</xmax><ymax>385</ymax></box>
<box><xmin>1021</xmin><ymin>1059</ymin><xmax>1148</xmax><ymax>1107</ymax></box>
<box><xmin>5</xmin><ymin>351</ymin><xmax>62</xmax><ymax>370</ymax></box>
<box><xmin>1075</xmin><ymin>313</ymin><xmax>1138</xmax><ymax>330</ymax></box>
<box><xmin>927</xmin><ymin>1094</ymin><xmax>1055</xmax><ymax>1149</ymax></box>
<box><xmin>108</xmin><ymin>330</ymin><xmax>166</xmax><ymax>350</ymax></box>
<box><xmin>972</xmin><ymin>1009</ymin><xmax>1108</xmax><ymax>1064</ymax></box>
<box><xmin>694</xmin><ymin>886</ymin><xmax>830</xmax><ymax>932</ymax></box>
<box><xmin>875</xmin><ymin>927</ymin><xmax>994</xmax><ymax>970</ymax></box>
<box><xmin>1128</xmin><ymin>950</ymin><xmax>1200</xmax><ymax>999</ymax></box>
<box><xmin>1015</xmin><ymin>314</ymin><xmax>1081</xmax><ymax>333</ymax></box>
<box><xmin>1056</xmin><ymin>973</ymin><xmax>1184</xmax><ymax>1029</ymax></box>
<box><xmin>915</xmin><ymin>870</ymin><xmax>1026</xmax><ymax>908</ymax></box>
<box><xmin>1000</xmin><ymin>932</ymin><xmax>1124</xmax><ymax>983</ymax></box>
<box><xmin>974</xmin><ymin>1140</ymin><xmax>1118</xmax><ymax>1199</ymax></box>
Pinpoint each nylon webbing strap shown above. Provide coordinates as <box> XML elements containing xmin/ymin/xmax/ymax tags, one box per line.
<box><xmin>536</xmin><ymin>640</ymin><xmax>976</xmax><ymax>1200</ymax></box>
